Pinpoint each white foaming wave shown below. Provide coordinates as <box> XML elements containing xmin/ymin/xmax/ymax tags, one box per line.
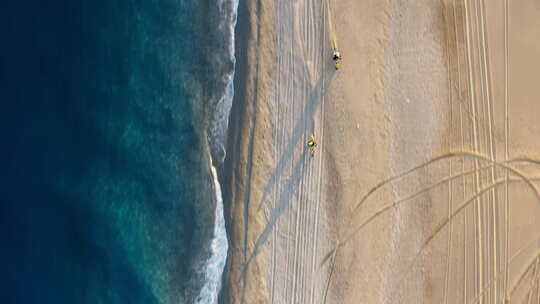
<box><xmin>195</xmin><ymin>0</ymin><xmax>238</xmax><ymax>302</ymax></box>
<box><xmin>207</xmin><ymin>0</ymin><xmax>239</xmax><ymax>164</ymax></box>
<box><xmin>194</xmin><ymin>162</ymin><xmax>228</xmax><ymax>304</ymax></box>
<box><xmin>210</xmin><ymin>74</ymin><xmax>234</xmax><ymax>164</ymax></box>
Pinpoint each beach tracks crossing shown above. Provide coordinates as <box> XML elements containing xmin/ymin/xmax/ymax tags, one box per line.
<box><xmin>238</xmin><ymin>0</ymin><xmax>540</xmax><ymax>303</ymax></box>
<box><xmin>242</xmin><ymin>0</ymin><xmax>334</xmax><ymax>303</ymax></box>
<box><xmin>319</xmin><ymin>0</ymin><xmax>540</xmax><ymax>303</ymax></box>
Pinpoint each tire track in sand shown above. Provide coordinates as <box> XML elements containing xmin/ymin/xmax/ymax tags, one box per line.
<box><xmin>503</xmin><ymin>0</ymin><xmax>510</xmax><ymax>299</ymax></box>
<box><xmin>254</xmin><ymin>0</ymin><xmax>328</xmax><ymax>302</ymax></box>
<box><xmin>270</xmin><ymin>1</ymin><xmax>286</xmax><ymax>300</ymax></box>
<box><xmin>462</xmin><ymin>0</ymin><xmax>484</xmax><ymax>299</ymax></box>
<box><xmin>297</xmin><ymin>6</ymin><xmax>313</xmax><ymax>299</ymax></box>
<box><xmin>467</xmin><ymin>0</ymin><xmax>500</xmax><ymax>300</ymax></box>
<box><xmin>449</xmin><ymin>2</ymin><xmax>473</xmax><ymax>300</ymax></box>
<box><xmin>441</xmin><ymin>3</ymin><xmax>456</xmax><ymax>302</ymax></box>
<box><xmin>309</xmin><ymin>2</ymin><xmax>327</xmax><ymax>302</ymax></box>
<box><xmin>291</xmin><ymin>1</ymin><xmax>324</xmax><ymax>302</ymax></box>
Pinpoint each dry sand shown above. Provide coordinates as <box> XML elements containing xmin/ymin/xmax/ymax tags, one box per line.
<box><xmin>220</xmin><ymin>0</ymin><xmax>540</xmax><ymax>303</ymax></box>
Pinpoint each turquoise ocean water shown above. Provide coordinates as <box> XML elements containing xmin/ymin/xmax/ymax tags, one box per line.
<box><xmin>0</xmin><ymin>0</ymin><xmax>237</xmax><ymax>303</ymax></box>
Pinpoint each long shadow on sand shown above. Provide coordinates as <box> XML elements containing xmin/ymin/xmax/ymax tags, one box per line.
<box><xmin>256</xmin><ymin>73</ymin><xmax>326</xmax><ymax>214</ymax></box>
<box><xmin>243</xmin><ymin>156</ymin><xmax>305</xmax><ymax>276</ymax></box>
<box><xmin>241</xmin><ymin>66</ymin><xmax>334</xmax><ymax>282</ymax></box>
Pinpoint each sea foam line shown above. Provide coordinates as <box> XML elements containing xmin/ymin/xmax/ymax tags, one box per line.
<box><xmin>195</xmin><ymin>162</ymin><xmax>228</xmax><ymax>304</ymax></box>
<box><xmin>196</xmin><ymin>0</ymin><xmax>238</xmax><ymax>302</ymax></box>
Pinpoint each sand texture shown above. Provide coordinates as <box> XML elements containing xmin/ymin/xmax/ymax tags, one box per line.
<box><xmin>221</xmin><ymin>0</ymin><xmax>540</xmax><ymax>303</ymax></box>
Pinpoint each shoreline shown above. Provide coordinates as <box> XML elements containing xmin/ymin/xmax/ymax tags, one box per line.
<box><xmin>218</xmin><ymin>0</ymin><xmax>540</xmax><ymax>303</ymax></box>
<box><xmin>217</xmin><ymin>0</ymin><xmax>443</xmax><ymax>301</ymax></box>
<box><xmin>217</xmin><ymin>0</ymin><xmax>251</xmax><ymax>297</ymax></box>
<box><xmin>219</xmin><ymin>0</ymin><xmax>276</xmax><ymax>301</ymax></box>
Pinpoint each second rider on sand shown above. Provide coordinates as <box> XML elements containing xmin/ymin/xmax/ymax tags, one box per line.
<box><xmin>332</xmin><ymin>50</ymin><xmax>342</xmax><ymax>70</ymax></box>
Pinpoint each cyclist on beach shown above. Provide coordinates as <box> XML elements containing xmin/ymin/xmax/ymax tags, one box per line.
<box><xmin>332</xmin><ymin>49</ymin><xmax>342</xmax><ymax>70</ymax></box>
<box><xmin>307</xmin><ymin>135</ymin><xmax>317</xmax><ymax>157</ymax></box>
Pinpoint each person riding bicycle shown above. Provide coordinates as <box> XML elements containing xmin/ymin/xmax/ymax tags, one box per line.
<box><xmin>307</xmin><ymin>136</ymin><xmax>317</xmax><ymax>157</ymax></box>
<box><xmin>332</xmin><ymin>49</ymin><xmax>342</xmax><ymax>70</ymax></box>
<box><xmin>332</xmin><ymin>50</ymin><xmax>342</xmax><ymax>61</ymax></box>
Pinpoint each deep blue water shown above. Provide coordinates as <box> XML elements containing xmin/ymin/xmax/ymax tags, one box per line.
<box><xmin>0</xmin><ymin>0</ymin><xmax>235</xmax><ymax>303</ymax></box>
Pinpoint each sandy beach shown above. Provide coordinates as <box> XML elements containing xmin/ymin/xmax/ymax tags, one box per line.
<box><xmin>220</xmin><ymin>0</ymin><xmax>540</xmax><ymax>303</ymax></box>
